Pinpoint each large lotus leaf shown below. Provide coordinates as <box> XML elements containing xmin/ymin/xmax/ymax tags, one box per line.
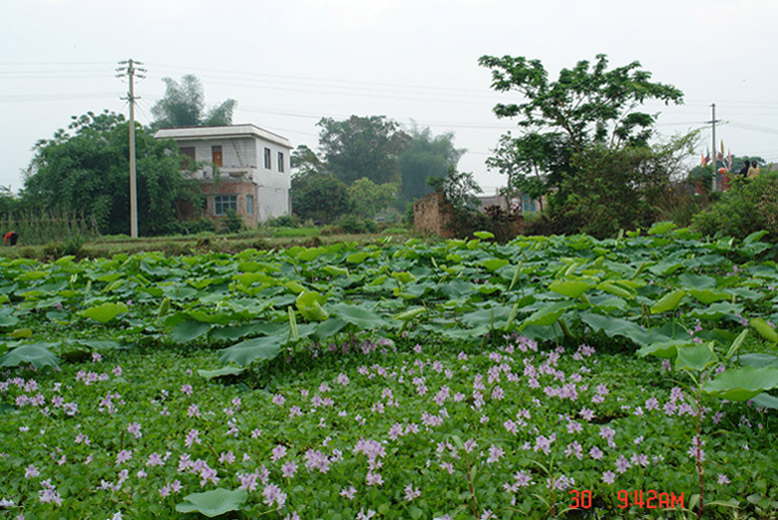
<box><xmin>650</xmin><ymin>289</ymin><xmax>686</xmax><ymax>314</ymax></box>
<box><xmin>549</xmin><ymin>279</ymin><xmax>593</xmax><ymax>298</ymax></box>
<box><xmin>518</xmin><ymin>301</ymin><xmax>571</xmax><ymax>330</ymax></box>
<box><xmin>0</xmin><ymin>308</ymin><xmax>19</xmax><ymax>328</ymax></box>
<box><xmin>296</xmin><ymin>246</ymin><xmax>326</xmax><ymax>262</ymax></box>
<box><xmin>197</xmin><ymin>366</ymin><xmax>245</xmax><ymax>380</ymax></box>
<box><xmin>688</xmin><ymin>302</ymin><xmax>744</xmax><ymax>321</ymax></box>
<box><xmin>648</xmin><ymin>221</ymin><xmax>677</xmax><ymax>235</ymax></box>
<box><xmin>176</xmin><ymin>488</ymin><xmax>248</xmax><ymax>517</ymax></box>
<box><xmin>0</xmin><ymin>343</ymin><xmax>58</xmax><ymax>369</ymax></box>
<box><xmin>314</xmin><ymin>318</ymin><xmax>348</xmax><ymax>340</ymax></box>
<box><xmin>579</xmin><ymin>313</ymin><xmax>652</xmax><ymax>345</ymax></box>
<box><xmin>480</xmin><ymin>258</ymin><xmax>509</xmax><ymax>273</ymax></box>
<box><xmin>331</xmin><ymin>303</ymin><xmax>389</xmax><ymax>329</ymax></box>
<box><xmin>80</xmin><ymin>302</ymin><xmax>128</xmax><ymax>323</ymax></box>
<box><xmin>703</xmin><ymin>366</ymin><xmax>778</xmax><ymax>401</ymax></box>
<box><xmin>218</xmin><ymin>336</ymin><xmax>282</xmax><ymax>367</ymax></box>
<box><xmin>461</xmin><ymin>305</ymin><xmax>512</xmax><ymax>330</ymax></box>
<box><xmin>636</xmin><ymin>339</ymin><xmax>693</xmax><ymax>359</ymax></box>
<box><xmin>677</xmin><ymin>273</ymin><xmax>717</xmax><ymax>290</ymax></box>
<box><xmin>172</xmin><ymin>320</ymin><xmax>212</xmax><ymax>343</ymax></box>
<box><xmin>676</xmin><ymin>342</ymin><xmax>716</xmax><ymax>371</ymax></box>
<box><xmin>736</xmin><ymin>353</ymin><xmax>778</xmax><ymax>368</ymax></box>
<box><xmin>751</xmin><ymin>392</ymin><xmax>778</xmax><ymax>409</ymax></box>
<box><xmin>296</xmin><ymin>291</ymin><xmax>329</xmax><ymax>322</ymax></box>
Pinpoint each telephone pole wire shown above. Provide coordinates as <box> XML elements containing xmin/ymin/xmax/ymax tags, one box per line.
<box><xmin>117</xmin><ymin>59</ymin><xmax>146</xmax><ymax>238</ymax></box>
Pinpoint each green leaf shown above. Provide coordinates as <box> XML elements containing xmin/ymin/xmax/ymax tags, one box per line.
<box><xmin>314</xmin><ymin>318</ymin><xmax>348</xmax><ymax>340</ymax></box>
<box><xmin>736</xmin><ymin>353</ymin><xmax>778</xmax><ymax>368</ymax></box>
<box><xmin>751</xmin><ymin>392</ymin><xmax>778</xmax><ymax>409</ymax></box>
<box><xmin>0</xmin><ymin>343</ymin><xmax>58</xmax><ymax>369</ymax></box>
<box><xmin>197</xmin><ymin>366</ymin><xmax>245</xmax><ymax>380</ymax></box>
<box><xmin>688</xmin><ymin>289</ymin><xmax>730</xmax><ymax>304</ymax></box>
<box><xmin>218</xmin><ymin>336</ymin><xmax>282</xmax><ymax>367</ymax></box>
<box><xmin>157</xmin><ymin>297</ymin><xmax>170</xmax><ymax>318</ymax></box>
<box><xmin>725</xmin><ymin>329</ymin><xmax>748</xmax><ymax>361</ymax></box>
<box><xmin>473</xmin><ymin>231</ymin><xmax>494</xmax><ymax>240</ymax></box>
<box><xmin>648</xmin><ymin>221</ymin><xmax>676</xmax><ymax>235</ymax></box>
<box><xmin>394</xmin><ymin>307</ymin><xmax>426</xmax><ymax>322</ymax></box>
<box><xmin>676</xmin><ymin>342</ymin><xmax>716</xmax><ymax>372</ymax></box>
<box><xmin>296</xmin><ymin>290</ymin><xmax>329</xmax><ymax>322</ymax></box>
<box><xmin>80</xmin><ymin>302</ymin><xmax>128</xmax><ymax>323</ymax></box>
<box><xmin>331</xmin><ymin>303</ymin><xmax>388</xmax><ymax>329</ymax></box>
<box><xmin>549</xmin><ymin>279</ymin><xmax>593</xmax><ymax>298</ymax></box>
<box><xmin>480</xmin><ymin>258</ymin><xmax>509</xmax><ymax>272</ymax></box>
<box><xmin>176</xmin><ymin>488</ymin><xmax>248</xmax><ymax>517</ymax></box>
<box><xmin>750</xmin><ymin>318</ymin><xmax>778</xmax><ymax>343</ymax></box>
<box><xmin>636</xmin><ymin>339</ymin><xmax>692</xmax><ymax>359</ymax></box>
<box><xmin>518</xmin><ymin>302</ymin><xmax>570</xmax><ymax>330</ymax></box>
<box><xmin>650</xmin><ymin>289</ymin><xmax>686</xmax><ymax>314</ymax></box>
<box><xmin>172</xmin><ymin>320</ymin><xmax>212</xmax><ymax>343</ymax></box>
<box><xmin>703</xmin><ymin>366</ymin><xmax>778</xmax><ymax>401</ymax></box>
<box><xmin>10</xmin><ymin>328</ymin><xmax>32</xmax><ymax>339</ymax></box>
<box><xmin>296</xmin><ymin>246</ymin><xmax>326</xmax><ymax>262</ymax></box>
<box><xmin>288</xmin><ymin>307</ymin><xmax>298</xmax><ymax>341</ymax></box>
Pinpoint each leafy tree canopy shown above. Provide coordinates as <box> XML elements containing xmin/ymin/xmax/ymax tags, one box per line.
<box><xmin>291</xmin><ymin>174</ymin><xmax>352</xmax><ymax>225</ymax></box>
<box><xmin>398</xmin><ymin>125</ymin><xmax>465</xmax><ymax>205</ymax></box>
<box><xmin>478</xmin><ymin>54</ymin><xmax>684</xmax><ymax>153</ymax></box>
<box><xmin>24</xmin><ymin>110</ymin><xmax>197</xmax><ymax>235</ymax></box>
<box><xmin>151</xmin><ymin>75</ymin><xmax>237</xmax><ymax>129</ymax></box>
<box><xmin>317</xmin><ymin>115</ymin><xmax>411</xmax><ymax>185</ymax></box>
<box><xmin>347</xmin><ymin>178</ymin><xmax>398</xmax><ymax>219</ymax></box>
<box><xmin>427</xmin><ymin>166</ymin><xmax>483</xmax><ymax>211</ymax></box>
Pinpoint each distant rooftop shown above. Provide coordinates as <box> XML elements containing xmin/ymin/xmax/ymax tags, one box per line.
<box><xmin>154</xmin><ymin>124</ymin><xmax>292</xmax><ymax>149</ymax></box>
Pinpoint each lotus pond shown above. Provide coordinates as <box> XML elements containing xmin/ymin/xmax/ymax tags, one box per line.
<box><xmin>1</xmin><ymin>224</ymin><xmax>777</xmax><ymax>519</ymax></box>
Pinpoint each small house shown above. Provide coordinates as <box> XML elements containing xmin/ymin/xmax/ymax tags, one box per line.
<box><xmin>155</xmin><ymin>124</ymin><xmax>293</xmax><ymax>226</ymax></box>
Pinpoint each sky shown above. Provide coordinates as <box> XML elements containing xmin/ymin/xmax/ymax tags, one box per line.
<box><xmin>2</xmin><ymin>0</ymin><xmax>778</xmax><ymax>195</ymax></box>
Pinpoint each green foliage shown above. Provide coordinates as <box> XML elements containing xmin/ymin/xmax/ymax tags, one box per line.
<box><xmin>427</xmin><ymin>166</ymin><xmax>482</xmax><ymax>211</ymax></box>
<box><xmin>175</xmin><ymin>488</ymin><xmax>248</xmax><ymax>517</ymax></box>
<box><xmin>347</xmin><ymin>177</ymin><xmax>398</xmax><ymax>219</ymax></box>
<box><xmin>291</xmin><ymin>174</ymin><xmax>352</xmax><ymax>224</ymax></box>
<box><xmin>317</xmin><ymin>115</ymin><xmax>410</xmax><ymax>185</ymax></box>
<box><xmin>397</xmin><ymin>126</ymin><xmax>465</xmax><ymax>205</ymax></box>
<box><xmin>222</xmin><ymin>209</ymin><xmax>243</xmax><ymax>233</ymax></box>
<box><xmin>479</xmin><ymin>54</ymin><xmax>687</xmax><ymax>236</ymax></box>
<box><xmin>150</xmin><ymin>75</ymin><xmax>237</xmax><ymax>129</ymax></box>
<box><xmin>336</xmin><ymin>214</ymin><xmax>377</xmax><ymax>234</ymax></box>
<box><xmin>265</xmin><ymin>215</ymin><xmax>300</xmax><ymax>228</ymax></box>
<box><xmin>23</xmin><ymin>110</ymin><xmax>198</xmax><ymax>236</ymax></box>
<box><xmin>693</xmin><ymin>172</ymin><xmax>778</xmax><ymax>240</ymax></box>
<box><xmin>479</xmin><ymin>53</ymin><xmax>684</xmax><ymax>152</ymax></box>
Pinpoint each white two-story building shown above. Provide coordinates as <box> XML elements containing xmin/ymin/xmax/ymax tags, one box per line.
<box><xmin>155</xmin><ymin>124</ymin><xmax>293</xmax><ymax>226</ymax></box>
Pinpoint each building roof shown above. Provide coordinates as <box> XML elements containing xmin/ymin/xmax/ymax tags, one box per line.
<box><xmin>154</xmin><ymin>124</ymin><xmax>292</xmax><ymax>149</ymax></box>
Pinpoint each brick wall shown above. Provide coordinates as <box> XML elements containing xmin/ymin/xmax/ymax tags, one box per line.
<box><xmin>414</xmin><ymin>192</ymin><xmax>455</xmax><ymax>238</ymax></box>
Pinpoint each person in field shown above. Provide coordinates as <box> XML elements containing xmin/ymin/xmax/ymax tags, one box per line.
<box><xmin>4</xmin><ymin>231</ymin><xmax>18</xmax><ymax>246</ymax></box>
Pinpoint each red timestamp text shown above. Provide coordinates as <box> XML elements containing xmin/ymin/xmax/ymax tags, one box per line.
<box><xmin>569</xmin><ymin>489</ymin><xmax>684</xmax><ymax>510</ymax></box>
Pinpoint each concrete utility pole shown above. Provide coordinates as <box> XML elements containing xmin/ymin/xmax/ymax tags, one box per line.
<box><xmin>116</xmin><ymin>59</ymin><xmax>146</xmax><ymax>238</ymax></box>
<box><xmin>710</xmin><ymin>103</ymin><xmax>720</xmax><ymax>190</ymax></box>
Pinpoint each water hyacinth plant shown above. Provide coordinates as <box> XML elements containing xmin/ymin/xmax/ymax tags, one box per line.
<box><xmin>0</xmin><ymin>224</ymin><xmax>776</xmax><ymax>518</ymax></box>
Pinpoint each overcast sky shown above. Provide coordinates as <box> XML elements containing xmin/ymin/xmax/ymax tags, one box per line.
<box><xmin>2</xmin><ymin>0</ymin><xmax>777</xmax><ymax>195</ymax></box>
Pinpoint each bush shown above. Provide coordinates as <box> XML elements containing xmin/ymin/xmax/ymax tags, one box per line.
<box><xmin>266</xmin><ymin>215</ymin><xmax>300</xmax><ymax>228</ymax></box>
<box><xmin>337</xmin><ymin>215</ymin><xmax>377</xmax><ymax>234</ymax></box>
<box><xmin>179</xmin><ymin>218</ymin><xmax>216</xmax><ymax>235</ymax></box>
<box><xmin>693</xmin><ymin>172</ymin><xmax>778</xmax><ymax>240</ymax></box>
<box><xmin>223</xmin><ymin>209</ymin><xmax>244</xmax><ymax>233</ymax></box>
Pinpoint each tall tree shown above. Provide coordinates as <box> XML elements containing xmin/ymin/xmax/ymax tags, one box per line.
<box><xmin>291</xmin><ymin>175</ymin><xmax>352</xmax><ymax>224</ymax></box>
<box><xmin>24</xmin><ymin>110</ymin><xmax>197</xmax><ymax>235</ymax></box>
<box><xmin>151</xmin><ymin>75</ymin><xmax>237</xmax><ymax>129</ymax></box>
<box><xmin>347</xmin><ymin>178</ymin><xmax>398</xmax><ymax>219</ymax></box>
<box><xmin>398</xmin><ymin>126</ymin><xmax>465</xmax><ymax>205</ymax></box>
<box><xmin>479</xmin><ymin>54</ymin><xmax>686</xmax><ymax>235</ymax></box>
<box><xmin>478</xmin><ymin>54</ymin><xmax>684</xmax><ymax>154</ymax></box>
<box><xmin>317</xmin><ymin>115</ymin><xmax>411</xmax><ymax>185</ymax></box>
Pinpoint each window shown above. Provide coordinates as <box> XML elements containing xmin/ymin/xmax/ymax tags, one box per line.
<box><xmin>246</xmin><ymin>195</ymin><xmax>254</xmax><ymax>215</ymax></box>
<box><xmin>211</xmin><ymin>145</ymin><xmax>223</xmax><ymax>167</ymax></box>
<box><xmin>264</xmin><ymin>147</ymin><xmax>272</xmax><ymax>169</ymax></box>
<box><xmin>214</xmin><ymin>195</ymin><xmax>237</xmax><ymax>216</ymax></box>
<box><xmin>278</xmin><ymin>152</ymin><xmax>284</xmax><ymax>172</ymax></box>
<box><xmin>180</xmin><ymin>147</ymin><xmax>196</xmax><ymax>169</ymax></box>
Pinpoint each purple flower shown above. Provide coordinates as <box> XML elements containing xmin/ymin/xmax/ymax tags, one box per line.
<box><xmin>602</xmin><ymin>471</ymin><xmax>616</xmax><ymax>484</ymax></box>
<box><xmin>262</xmin><ymin>482</ymin><xmax>287</xmax><ymax>508</ymax></box>
<box><xmin>281</xmin><ymin>460</ymin><xmax>298</xmax><ymax>478</ymax></box>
